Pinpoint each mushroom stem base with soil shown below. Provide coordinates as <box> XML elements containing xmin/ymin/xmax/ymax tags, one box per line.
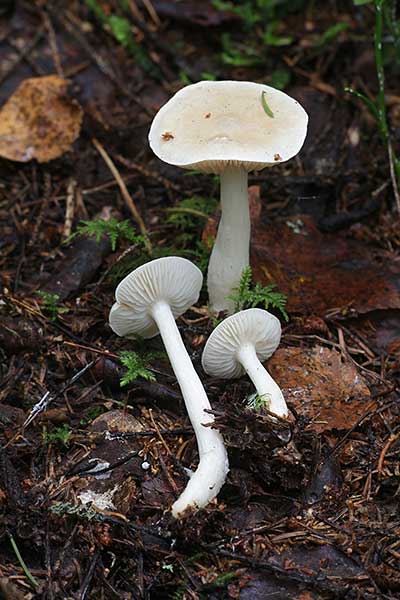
<box><xmin>151</xmin><ymin>301</ymin><xmax>229</xmax><ymax>517</ymax></box>
<box><xmin>207</xmin><ymin>167</ymin><xmax>249</xmax><ymax>314</ymax></box>
<box><xmin>237</xmin><ymin>342</ymin><xmax>288</xmax><ymax>417</ymax></box>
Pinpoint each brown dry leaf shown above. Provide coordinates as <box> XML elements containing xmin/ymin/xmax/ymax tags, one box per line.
<box><xmin>203</xmin><ymin>213</ymin><xmax>400</xmax><ymax>315</ymax></box>
<box><xmin>267</xmin><ymin>346</ymin><xmax>372</xmax><ymax>432</ymax></box>
<box><xmin>0</xmin><ymin>75</ymin><xmax>83</xmax><ymax>162</ymax></box>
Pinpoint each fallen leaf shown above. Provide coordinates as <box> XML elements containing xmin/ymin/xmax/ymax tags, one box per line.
<box><xmin>204</xmin><ymin>211</ymin><xmax>400</xmax><ymax>316</ymax></box>
<box><xmin>0</xmin><ymin>75</ymin><xmax>83</xmax><ymax>162</ymax></box>
<box><xmin>251</xmin><ymin>215</ymin><xmax>400</xmax><ymax>315</ymax></box>
<box><xmin>268</xmin><ymin>346</ymin><xmax>372</xmax><ymax>432</ymax></box>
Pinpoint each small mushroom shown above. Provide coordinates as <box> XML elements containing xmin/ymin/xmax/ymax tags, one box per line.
<box><xmin>149</xmin><ymin>80</ymin><xmax>308</xmax><ymax>313</ymax></box>
<box><xmin>202</xmin><ymin>308</ymin><xmax>288</xmax><ymax>417</ymax></box>
<box><xmin>109</xmin><ymin>257</ymin><xmax>229</xmax><ymax>517</ymax></box>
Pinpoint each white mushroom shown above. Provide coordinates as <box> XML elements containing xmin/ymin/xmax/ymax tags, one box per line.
<box><xmin>109</xmin><ymin>257</ymin><xmax>229</xmax><ymax>517</ymax></box>
<box><xmin>149</xmin><ymin>80</ymin><xmax>308</xmax><ymax>313</ymax></box>
<box><xmin>202</xmin><ymin>308</ymin><xmax>288</xmax><ymax>417</ymax></box>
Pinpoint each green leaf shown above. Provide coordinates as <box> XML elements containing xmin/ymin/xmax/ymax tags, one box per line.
<box><xmin>353</xmin><ymin>0</ymin><xmax>372</xmax><ymax>5</ymax></box>
<box><xmin>315</xmin><ymin>22</ymin><xmax>349</xmax><ymax>47</ymax></box>
<box><xmin>344</xmin><ymin>87</ymin><xmax>379</xmax><ymax>120</ymax></box>
<box><xmin>261</xmin><ymin>91</ymin><xmax>274</xmax><ymax>118</ymax></box>
<box><xmin>108</xmin><ymin>15</ymin><xmax>132</xmax><ymax>47</ymax></box>
<box><xmin>263</xmin><ymin>22</ymin><xmax>293</xmax><ymax>46</ymax></box>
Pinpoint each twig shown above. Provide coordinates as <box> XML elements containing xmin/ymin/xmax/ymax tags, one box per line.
<box><xmin>139</xmin><ymin>0</ymin><xmax>161</xmax><ymax>26</ymax></box>
<box><xmin>23</xmin><ymin>360</ymin><xmax>95</xmax><ymax>429</ymax></box>
<box><xmin>72</xmin><ymin>449</ymin><xmax>140</xmax><ymax>477</ymax></box>
<box><xmin>113</xmin><ymin>152</ymin><xmax>181</xmax><ymax>192</ymax></box>
<box><xmin>377</xmin><ymin>430</ymin><xmax>400</xmax><ymax>475</ymax></box>
<box><xmin>92</xmin><ymin>138</ymin><xmax>152</xmax><ymax>254</ymax></box>
<box><xmin>77</xmin><ymin>550</ymin><xmax>99</xmax><ymax>600</ymax></box>
<box><xmin>59</xmin><ymin>9</ymin><xmax>152</xmax><ymax>115</ymax></box>
<box><xmin>328</xmin><ymin>399</ymin><xmax>397</xmax><ymax>458</ymax></box>
<box><xmin>63</xmin><ymin>178</ymin><xmax>76</xmax><ymax>238</ymax></box>
<box><xmin>0</xmin><ymin>28</ymin><xmax>44</xmax><ymax>85</ymax></box>
<box><xmin>42</xmin><ymin>10</ymin><xmax>64</xmax><ymax>77</ymax></box>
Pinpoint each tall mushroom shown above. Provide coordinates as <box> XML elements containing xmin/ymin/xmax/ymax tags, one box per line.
<box><xmin>202</xmin><ymin>308</ymin><xmax>288</xmax><ymax>417</ymax></box>
<box><xmin>149</xmin><ymin>80</ymin><xmax>308</xmax><ymax>313</ymax></box>
<box><xmin>109</xmin><ymin>257</ymin><xmax>229</xmax><ymax>517</ymax></box>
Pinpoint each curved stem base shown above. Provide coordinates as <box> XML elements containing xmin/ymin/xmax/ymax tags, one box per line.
<box><xmin>151</xmin><ymin>301</ymin><xmax>229</xmax><ymax>517</ymax></box>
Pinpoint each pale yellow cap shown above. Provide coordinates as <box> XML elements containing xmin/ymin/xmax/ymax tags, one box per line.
<box><xmin>149</xmin><ymin>80</ymin><xmax>308</xmax><ymax>174</ymax></box>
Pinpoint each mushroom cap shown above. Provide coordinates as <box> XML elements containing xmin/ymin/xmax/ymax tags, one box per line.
<box><xmin>202</xmin><ymin>308</ymin><xmax>281</xmax><ymax>378</ymax></box>
<box><xmin>109</xmin><ymin>257</ymin><xmax>203</xmax><ymax>339</ymax></box>
<box><xmin>149</xmin><ymin>80</ymin><xmax>308</xmax><ymax>174</ymax></box>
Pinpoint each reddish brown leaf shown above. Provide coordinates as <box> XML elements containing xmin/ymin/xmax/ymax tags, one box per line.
<box><xmin>252</xmin><ymin>214</ymin><xmax>400</xmax><ymax>315</ymax></box>
<box><xmin>267</xmin><ymin>346</ymin><xmax>372</xmax><ymax>432</ymax></box>
<box><xmin>204</xmin><ymin>212</ymin><xmax>400</xmax><ymax>315</ymax></box>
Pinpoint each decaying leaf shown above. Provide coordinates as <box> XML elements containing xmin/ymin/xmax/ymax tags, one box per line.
<box><xmin>251</xmin><ymin>214</ymin><xmax>400</xmax><ymax>315</ymax></box>
<box><xmin>205</xmin><ymin>212</ymin><xmax>400</xmax><ymax>315</ymax></box>
<box><xmin>268</xmin><ymin>346</ymin><xmax>372</xmax><ymax>432</ymax></box>
<box><xmin>0</xmin><ymin>75</ymin><xmax>83</xmax><ymax>162</ymax></box>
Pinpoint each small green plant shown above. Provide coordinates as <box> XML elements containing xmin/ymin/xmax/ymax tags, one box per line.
<box><xmin>80</xmin><ymin>405</ymin><xmax>105</xmax><ymax>426</ymax></box>
<box><xmin>314</xmin><ymin>22</ymin><xmax>349</xmax><ymax>48</ymax></box>
<box><xmin>66</xmin><ymin>218</ymin><xmax>145</xmax><ymax>252</ymax></box>
<box><xmin>44</xmin><ymin>424</ymin><xmax>72</xmax><ymax>447</ymax></box>
<box><xmin>228</xmin><ymin>266</ymin><xmax>288</xmax><ymax>321</ymax></box>
<box><xmin>220</xmin><ymin>33</ymin><xmax>261</xmax><ymax>67</ymax></box>
<box><xmin>9</xmin><ymin>533</ymin><xmax>38</xmax><ymax>590</ymax></box>
<box><xmin>246</xmin><ymin>391</ymin><xmax>271</xmax><ymax>411</ymax></box>
<box><xmin>162</xmin><ymin>563</ymin><xmax>174</xmax><ymax>573</ymax></box>
<box><xmin>50</xmin><ymin>501</ymin><xmax>99</xmax><ymax>521</ymax></box>
<box><xmin>36</xmin><ymin>291</ymin><xmax>69</xmax><ymax>321</ymax></box>
<box><xmin>119</xmin><ymin>350</ymin><xmax>158</xmax><ymax>386</ymax></box>
<box><xmin>347</xmin><ymin>0</ymin><xmax>400</xmax><ymax>210</ymax></box>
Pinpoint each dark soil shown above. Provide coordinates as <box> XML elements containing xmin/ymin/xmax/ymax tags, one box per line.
<box><xmin>1</xmin><ymin>1</ymin><xmax>400</xmax><ymax>599</ymax></box>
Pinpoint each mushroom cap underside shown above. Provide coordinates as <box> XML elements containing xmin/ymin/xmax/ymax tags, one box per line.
<box><xmin>149</xmin><ymin>80</ymin><xmax>308</xmax><ymax>174</ymax></box>
<box><xmin>202</xmin><ymin>308</ymin><xmax>281</xmax><ymax>378</ymax></box>
<box><xmin>109</xmin><ymin>257</ymin><xmax>203</xmax><ymax>339</ymax></box>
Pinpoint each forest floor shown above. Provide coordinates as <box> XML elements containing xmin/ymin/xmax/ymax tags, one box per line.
<box><xmin>0</xmin><ymin>1</ymin><xmax>400</xmax><ymax>598</ymax></box>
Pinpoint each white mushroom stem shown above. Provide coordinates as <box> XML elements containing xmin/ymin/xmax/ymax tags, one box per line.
<box><xmin>207</xmin><ymin>167</ymin><xmax>250</xmax><ymax>314</ymax></box>
<box><xmin>151</xmin><ymin>300</ymin><xmax>229</xmax><ymax>517</ymax></box>
<box><xmin>236</xmin><ymin>342</ymin><xmax>288</xmax><ymax>417</ymax></box>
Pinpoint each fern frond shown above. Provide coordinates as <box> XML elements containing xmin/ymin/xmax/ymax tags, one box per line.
<box><xmin>228</xmin><ymin>266</ymin><xmax>289</xmax><ymax>321</ymax></box>
<box><xmin>65</xmin><ymin>218</ymin><xmax>145</xmax><ymax>252</ymax></box>
<box><xmin>119</xmin><ymin>351</ymin><xmax>156</xmax><ymax>386</ymax></box>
